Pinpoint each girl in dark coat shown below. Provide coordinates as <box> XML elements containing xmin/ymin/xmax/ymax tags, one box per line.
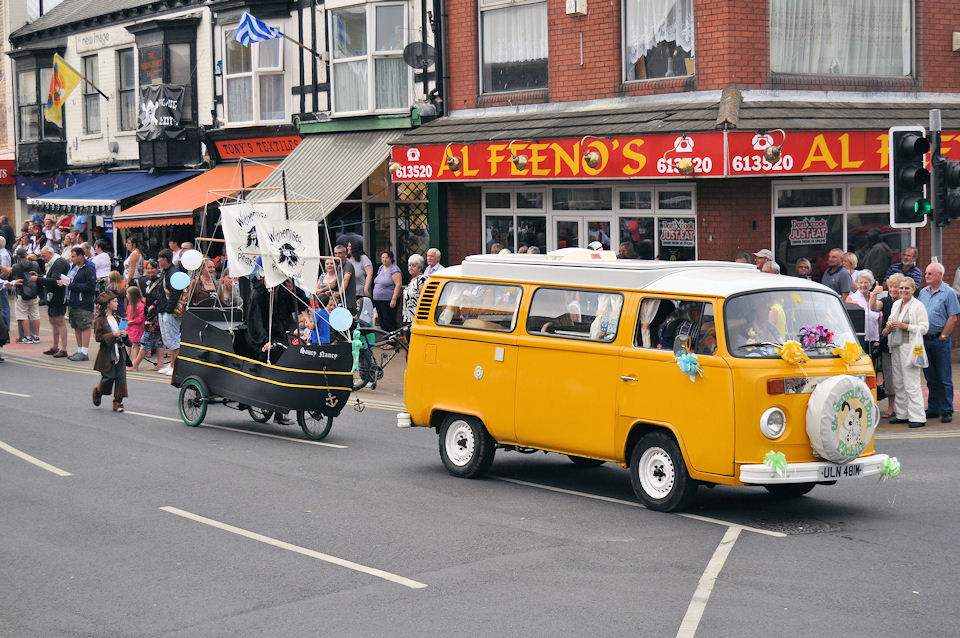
<box><xmin>92</xmin><ymin>291</ymin><xmax>132</xmax><ymax>412</ymax></box>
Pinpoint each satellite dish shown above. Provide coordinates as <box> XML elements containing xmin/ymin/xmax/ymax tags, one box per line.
<box><xmin>402</xmin><ymin>42</ymin><xmax>437</xmax><ymax>70</ymax></box>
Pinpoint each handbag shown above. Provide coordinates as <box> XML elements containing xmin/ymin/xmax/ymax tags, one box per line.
<box><xmin>908</xmin><ymin>331</ymin><xmax>929</xmax><ymax>368</ymax></box>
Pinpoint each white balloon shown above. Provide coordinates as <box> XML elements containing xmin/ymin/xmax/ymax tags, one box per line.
<box><xmin>329</xmin><ymin>307</ymin><xmax>353</xmax><ymax>332</ymax></box>
<box><xmin>180</xmin><ymin>249</ymin><xmax>204</xmax><ymax>271</ymax></box>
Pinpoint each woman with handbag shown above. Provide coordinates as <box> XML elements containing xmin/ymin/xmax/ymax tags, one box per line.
<box><xmin>881</xmin><ymin>277</ymin><xmax>929</xmax><ymax>428</ymax></box>
<box><xmin>92</xmin><ymin>291</ymin><xmax>133</xmax><ymax>412</ymax></box>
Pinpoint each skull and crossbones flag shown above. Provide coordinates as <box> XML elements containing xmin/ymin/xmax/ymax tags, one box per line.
<box><xmin>220</xmin><ymin>201</ymin><xmax>284</xmax><ymax>277</ymax></box>
<box><xmin>256</xmin><ymin>219</ymin><xmax>321</xmax><ymax>292</ymax></box>
<box><xmin>137</xmin><ymin>84</ymin><xmax>185</xmax><ymax>141</ymax></box>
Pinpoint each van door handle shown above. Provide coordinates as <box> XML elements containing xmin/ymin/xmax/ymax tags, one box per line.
<box><xmin>620</xmin><ymin>375</ymin><xmax>638</xmax><ymax>382</ymax></box>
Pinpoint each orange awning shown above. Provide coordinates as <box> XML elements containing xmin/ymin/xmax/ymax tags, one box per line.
<box><xmin>114</xmin><ymin>163</ymin><xmax>277</xmax><ymax>229</ymax></box>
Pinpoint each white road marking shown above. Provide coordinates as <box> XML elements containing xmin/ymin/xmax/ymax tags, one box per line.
<box><xmin>0</xmin><ymin>440</ymin><xmax>71</xmax><ymax>477</ymax></box>
<box><xmin>877</xmin><ymin>431</ymin><xmax>960</xmax><ymax>439</ymax></box>
<box><xmin>676</xmin><ymin>526</ymin><xmax>741</xmax><ymax>638</ymax></box>
<box><xmin>492</xmin><ymin>476</ymin><xmax>785</xmax><ymax>538</ymax></box>
<box><xmin>0</xmin><ymin>390</ymin><xmax>31</xmax><ymax>398</ymax></box>
<box><xmin>160</xmin><ymin>506</ymin><xmax>427</xmax><ymax>589</ymax></box>
<box><xmin>125</xmin><ymin>411</ymin><xmax>348</xmax><ymax>448</ymax></box>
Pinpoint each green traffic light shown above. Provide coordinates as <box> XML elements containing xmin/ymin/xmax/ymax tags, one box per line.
<box><xmin>915</xmin><ymin>199</ymin><xmax>932</xmax><ymax>215</ymax></box>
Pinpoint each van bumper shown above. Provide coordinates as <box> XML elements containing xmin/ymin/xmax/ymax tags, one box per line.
<box><xmin>739</xmin><ymin>453</ymin><xmax>890</xmax><ymax>484</ymax></box>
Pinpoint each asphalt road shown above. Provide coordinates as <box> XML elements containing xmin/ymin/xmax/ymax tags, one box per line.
<box><xmin>1</xmin><ymin>354</ymin><xmax>957</xmax><ymax>637</ymax></box>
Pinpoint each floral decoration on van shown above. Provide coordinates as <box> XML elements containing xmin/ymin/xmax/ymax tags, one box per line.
<box><xmin>798</xmin><ymin>324</ymin><xmax>834</xmax><ymax>348</ymax></box>
<box><xmin>763</xmin><ymin>450</ymin><xmax>788</xmax><ymax>477</ymax></box>
<box><xmin>776</xmin><ymin>340</ymin><xmax>810</xmax><ymax>368</ymax></box>
<box><xmin>831</xmin><ymin>341</ymin><xmax>864</xmax><ymax>367</ymax></box>
<box><xmin>672</xmin><ymin>347</ymin><xmax>703</xmax><ymax>382</ymax></box>
<box><xmin>879</xmin><ymin>456</ymin><xmax>901</xmax><ymax>480</ymax></box>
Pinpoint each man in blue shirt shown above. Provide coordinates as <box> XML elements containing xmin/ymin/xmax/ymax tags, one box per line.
<box><xmin>882</xmin><ymin>246</ymin><xmax>923</xmax><ymax>289</ymax></box>
<box><xmin>918</xmin><ymin>262</ymin><xmax>960</xmax><ymax>423</ymax></box>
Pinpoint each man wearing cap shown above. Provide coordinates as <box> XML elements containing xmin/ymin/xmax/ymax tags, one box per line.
<box><xmin>35</xmin><ymin>246</ymin><xmax>71</xmax><ymax>357</ymax></box>
<box><xmin>821</xmin><ymin>247</ymin><xmax>853</xmax><ymax>297</ymax></box>
<box><xmin>753</xmin><ymin>249</ymin><xmax>775</xmax><ymax>271</ymax></box>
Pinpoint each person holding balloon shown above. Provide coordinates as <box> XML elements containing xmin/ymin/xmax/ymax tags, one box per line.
<box><xmin>156</xmin><ymin>249</ymin><xmax>188</xmax><ymax>376</ymax></box>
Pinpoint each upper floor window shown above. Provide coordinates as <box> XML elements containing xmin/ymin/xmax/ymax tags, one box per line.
<box><xmin>224</xmin><ymin>30</ymin><xmax>285</xmax><ymax>123</ymax></box>
<box><xmin>17</xmin><ymin>68</ymin><xmax>62</xmax><ymax>142</ymax></box>
<box><xmin>82</xmin><ymin>55</ymin><xmax>100</xmax><ymax>134</ymax></box>
<box><xmin>117</xmin><ymin>49</ymin><xmax>137</xmax><ymax>131</ymax></box>
<box><xmin>330</xmin><ymin>3</ymin><xmax>408</xmax><ymax>114</ymax></box>
<box><xmin>770</xmin><ymin>0</ymin><xmax>912</xmax><ymax>76</ymax></box>
<box><xmin>480</xmin><ymin>0</ymin><xmax>547</xmax><ymax>93</ymax></box>
<box><xmin>623</xmin><ymin>0</ymin><xmax>694</xmax><ymax>81</ymax></box>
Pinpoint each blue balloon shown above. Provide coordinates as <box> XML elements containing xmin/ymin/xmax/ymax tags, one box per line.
<box><xmin>329</xmin><ymin>307</ymin><xmax>353</xmax><ymax>332</ymax></box>
<box><xmin>170</xmin><ymin>271</ymin><xmax>191</xmax><ymax>291</ymax></box>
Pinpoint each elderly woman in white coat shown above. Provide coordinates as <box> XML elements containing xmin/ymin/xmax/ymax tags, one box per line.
<box><xmin>881</xmin><ymin>277</ymin><xmax>929</xmax><ymax>427</ymax></box>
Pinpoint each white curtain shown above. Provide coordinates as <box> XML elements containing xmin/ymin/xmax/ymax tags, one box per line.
<box><xmin>482</xmin><ymin>2</ymin><xmax>548</xmax><ymax>64</ymax></box>
<box><xmin>770</xmin><ymin>0</ymin><xmax>910</xmax><ymax>76</ymax></box>
<box><xmin>639</xmin><ymin>299</ymin><xmax>661</xmax><ymax>347</ymax></box>
<box><xmin>624</xmin><ymin>0</ymin><xmax>695</xmax><ymax>64</ymax></box>
<box><xmin>375</xmin><ymin>57</ymin><xmax>407</xmax><ymax>109</ymax></box>
<box><xmin>333</xmin><ymin>61</ymin><xmax>368</xmax><ymax>112</ymax></box>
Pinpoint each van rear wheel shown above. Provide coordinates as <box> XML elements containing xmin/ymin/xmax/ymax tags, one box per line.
<box><xmin>439</xmin><ymin>415</ymin><xmax>496</xmax><ymax>478</ymax></box>
<box><xmin>630</xmin><ymin>431</ymin><xmax>697</xmax><ymax>512</ymax></box>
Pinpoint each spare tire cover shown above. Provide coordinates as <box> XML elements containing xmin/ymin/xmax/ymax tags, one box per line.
<box><xmin>806</xmin><ymin>375</ymin><xmax>879</xmax><ymax>464</ymax></box>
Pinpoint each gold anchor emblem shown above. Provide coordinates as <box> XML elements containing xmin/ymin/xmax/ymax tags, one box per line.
<box><xmin>325</xmin><ymin>391</ymin><xmax>338</xmax><ymax>408</ymax></box>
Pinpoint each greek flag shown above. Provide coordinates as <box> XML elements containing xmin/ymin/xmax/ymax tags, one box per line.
<box><xmin>234</xmin><ymin>12</ymin><xmax>282</xmax><ymax>46</ymax></box>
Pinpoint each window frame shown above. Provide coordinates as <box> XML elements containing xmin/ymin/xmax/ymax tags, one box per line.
<box><xmin>433</xmin><ymin>281</ymin><xmax>523</xmax><ymax>332</ymax></box>
<box><xmin>478</xmin><ymin>0</ymin><xmax>549</xmax><ymax>94</ymax></box>
<box><xmin>223</xmin><ymin>28</ymin><xmax>286</xmax><ymax>125</ymax></box>
<box><xmin>82</xmin><ymin>54</ymin><xmax>101</xmax><ymax>135</ymax></box>
<box><xmin>329</xmin><ymin>1</ymin><xmax>410</xmax><ymax>116</ymax></box>
<box><xmin>117</xmin><ymin>48</ymin><xmax>137</xmax><ymax>132</ymax></box>
<box><xmin>621</xmin><ymin>0</ymin><xmax>695</xmax><ymax>83</ymax></box>
<box><xmin>526</xmin><ymin>287</ymin><xmax>624</xmax><ymax>342</ymax></box>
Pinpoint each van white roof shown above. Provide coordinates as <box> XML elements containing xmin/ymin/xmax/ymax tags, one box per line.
<box><xmin>447</xmin><ymin>251</ymin><xmax>835</xmax><ymax>298</ymax></box>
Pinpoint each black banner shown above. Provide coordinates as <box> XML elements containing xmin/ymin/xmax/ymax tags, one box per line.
<box><xmin>137</xmin><ymin>84</ymin><xmax>185</xmax><ymax>141</ymax></box>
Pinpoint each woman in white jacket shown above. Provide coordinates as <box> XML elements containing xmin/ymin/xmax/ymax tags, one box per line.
<box><xmin>881</xmin><ymin>277</ymin><xmax>929</xmax><ymax>427</ymax></box>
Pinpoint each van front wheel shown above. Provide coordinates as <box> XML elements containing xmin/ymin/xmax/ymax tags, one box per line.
<box><xmin>630</xmin><ymin>432</ymin><xmax>697</xmax><ymax>512</ymax></box>
<box><xmin>439</xmin><ymin>415</ymin><xmax>496</xmax><ymax>478</ymax></box>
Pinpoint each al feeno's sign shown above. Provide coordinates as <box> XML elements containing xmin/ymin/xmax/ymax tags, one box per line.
<box><xmin>392</xmin><ymin>130</ymin><xmax>960</xmax><ymax>181</ymax></box>
<box><xmin>391</xmin><ymin>133</ymin><xmax>725</xmax><ymax>181</ymax></box>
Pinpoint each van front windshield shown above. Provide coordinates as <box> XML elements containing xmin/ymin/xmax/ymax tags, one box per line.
<box><xmin>724</xmin><ymin>290</ymin><xmax>858</xmax><ymax>358</ymax></box>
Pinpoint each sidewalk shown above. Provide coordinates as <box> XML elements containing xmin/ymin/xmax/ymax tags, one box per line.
<box><xmin>4</xmin><ymin>317</ymin><xmax>959</xmax><ymax>429</ymax></box>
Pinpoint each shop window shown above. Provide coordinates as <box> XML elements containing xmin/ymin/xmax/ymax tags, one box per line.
<box><xmin>618</xmin><ymin>216</ymin><xmax>654</xmax><ymax>259</ymax></box>
<box><xmin>618</xmin><ymin>187</ymin><xmax>695</xmax><ymax>260</ymax></box>
<box><xmin>485</xmin><ymin>191</ymin><xmax>511</xmax><ymax>209</ymax></box>
<box><xmin>527</xmin><ymin>288</ymin><xmax>623</xmax><ymax>341</ymax></box>
<box><xmin>436</xmin><ymin>281</ymin><xmax>522</xmax><ymax>331</ymax></box>
<box><xmin>620</xmin><ymin>190</ymin><xmax>652</xmax><ymax>210</ymax></box>
<box><xmin>773</xmin><ymin>182</ymin><xmax>911</xmax><ymax>280</ymax></box>
<box><xmin>82</xmin><ymin>55</ymin><xmax>100</xmax><ymax>134</ymax></box>
<box><xmin>117</xmin><ymin>49</ymin><xmax>137</xmax><ymax>131</ymax></box>
<box><xmin>658</xmin><ymin>190</ymin><xmax>692</xmax><ymax>210</ymax></box>
<box><xmin>623</xmin><ymin>0</ymin><xmax>694</xmax><ymax>81</ymax></box>
<box><xmin>225</xmin><ymin>30</ymin><xmax>283</xmax><ymax>123</ymax></box>
<box><xmin>330</xmin><ymin>3</ymin><xmax>408</xmax><ymax>114</ymax></box>
<box><xmin>480</xmin><ymin>0</ymin><xmax>547</xmax><ymax>93</ymax></box>
<box><xmin>770</xmin><ymin>0</ymin><xmax>912</xmax><ymax>77</ymax></box>
<box><xmin>658</xmin><ymin>217</ymin><xmax>696</xmax><ymax>261</ymax></box>
<box><xmin>553</xmin><ymin>187</ymin><xmax>612</xmax><ymax>210</ymax></box>
<box><xmin>485</xmin><ymin>215</ymin><xmax>514</xmax><ymax>253</ymax></box>
<box><xmin>516</xmin><ymin>216</ymin><xmax>546</xmax><ymax>253</ymax></box>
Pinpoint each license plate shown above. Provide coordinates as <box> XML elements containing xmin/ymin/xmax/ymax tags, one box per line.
<box><xmin>818</xmin><ymin>463</ymin><xmax>864</xmax><ymax>481</ymax></box>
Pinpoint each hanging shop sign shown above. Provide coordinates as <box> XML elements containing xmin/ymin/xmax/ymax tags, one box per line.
<box><xmin>727</xmin><ymin>130</ymin><xmax>960</xmax><ymax>177</ymax></box>
<box><xmin>391</xmin><ymin>133</ymin><xmax>726</xmax><ymax>182</ymax></box>
<box><xmin>214</xmin><ymin>136</ymin><xmax>302</xmax><ymax>160</ymax></box>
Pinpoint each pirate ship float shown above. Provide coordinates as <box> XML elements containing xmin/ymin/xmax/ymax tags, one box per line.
<box><xmin>172</xmin><ymin>163</ymin><xmax>353</xmax><ymax>440</ymax></box>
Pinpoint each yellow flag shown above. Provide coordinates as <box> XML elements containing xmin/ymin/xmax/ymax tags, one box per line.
<box><xmin>44</xmin><ymin>54</ymin><xmax>82</xmax><ymax>127</ymax></box>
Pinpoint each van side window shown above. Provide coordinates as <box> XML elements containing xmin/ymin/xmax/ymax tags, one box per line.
<box><xmin>635</xmin><ymin>298</ymin><xmax>708</xmax><ymax>351</ymax></box>
<box><xmin>526</xmin><ymin>288</ymin><xmax>623</xmax><ymax>342</ymax></box>
<box><xmin>435</xmin><ymin>282</ymin><xmax>522</xmax><ymax>331</ymax></box>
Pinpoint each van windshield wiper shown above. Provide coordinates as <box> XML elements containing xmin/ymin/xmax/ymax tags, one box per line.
<box><xmin>737</xmin><ymin>341</ymin><xmax>779</xmax><ymax>351</ymax></box>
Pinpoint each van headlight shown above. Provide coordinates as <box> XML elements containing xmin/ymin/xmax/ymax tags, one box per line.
<box><xmin>760</xmin><ymin>407</ymin><xmax>786</xmax><ymax>439</ymax></box>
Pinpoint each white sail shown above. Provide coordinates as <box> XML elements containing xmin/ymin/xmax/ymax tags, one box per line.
<box><xmin>220</xmin><ymin>201</ymin><xmax>284</xmax><ymax>277</ymax></box>
<box><xmin>257</xmin><ymin>218</ymin><xmax>321</xmax><ymax>293</ymax></box>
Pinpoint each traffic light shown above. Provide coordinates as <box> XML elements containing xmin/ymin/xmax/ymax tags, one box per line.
<box><xmin>889</xmin><ymin>126</ymin><xmax>931</xmax><ymax>228</ymax></box>
<box><xmin>933</xmin><ymin>155</ymin><xmax>960</xmax><ymax>225</ymax></box>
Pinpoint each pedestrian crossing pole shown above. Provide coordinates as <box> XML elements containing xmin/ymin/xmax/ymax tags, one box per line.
<box><xmin>929</xmin><ymin>109</ymin><xmax>943</xmax><ymax>263</ymax></box>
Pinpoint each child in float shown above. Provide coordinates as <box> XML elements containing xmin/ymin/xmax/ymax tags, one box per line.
<box><xmin>308</xmin><ymin>295</ymin><xmax>335</xmax><ymax>345</ymax></box>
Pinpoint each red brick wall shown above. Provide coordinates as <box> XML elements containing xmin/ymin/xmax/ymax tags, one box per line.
<box><xmin>442</xmin><ymin>0</ymin><xmax>958</xmax><ymax>108</ymax></box>
<box><xmin>444</xmin><ymin>183</ymin><xmax>482</xmax><ymax>265</ymax></box>
<box><xmin>696</xmin><ymin>178</ymin><xmax>772</xmax><ymax>261</ymax></box>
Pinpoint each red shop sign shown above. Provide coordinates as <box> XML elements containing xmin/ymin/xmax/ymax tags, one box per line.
<box><xmin>727</xmin><ymin>130</ymin><xmax>960</xmax><ymax>177</ymax></box>
<box><xmin>0</xmin><ymin>159</ymin><xmax>15</xmax><ymax>184</ymax></box>
<box><xmin>215</xmin><ymin>136</ymin><xmax>302</xmax><ymax>160</ymax></box>
<box><xmin>391</xmin><ymin>133</ymin><xmax>725</xmax><ymax>182</ymax></box>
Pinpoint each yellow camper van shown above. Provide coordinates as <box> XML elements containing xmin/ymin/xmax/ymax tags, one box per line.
<box><xmin>398</xmin><ymin>249</ymin><xmax>889</xmax><ymax>512</ymax></box>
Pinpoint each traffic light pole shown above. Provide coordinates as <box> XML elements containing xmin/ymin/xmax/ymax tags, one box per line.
<box><xmin>930</xmin><ymin>109</ymin><xmax>942</xmax><ymax>262</ymax></box>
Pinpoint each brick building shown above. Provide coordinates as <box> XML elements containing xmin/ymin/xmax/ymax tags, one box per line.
<box><xmin>391</xmin><ymin>0</ymin><xmax>960</xmax><ymax>283</ymax></box>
